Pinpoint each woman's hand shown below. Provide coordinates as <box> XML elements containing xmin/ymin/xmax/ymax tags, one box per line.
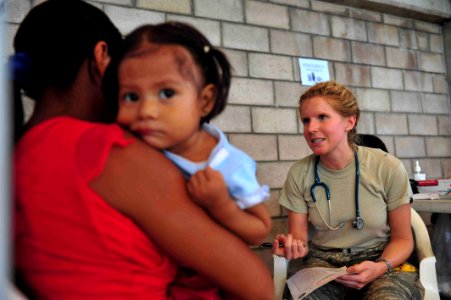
<box><xmin>335</xmin><ymin>260</ymin><xmax>387</xmax><ymax>289</ymax></box>
<box><xmin>272</xmin><ymin>233</ymin><xmax>308</xmax><ymax>259</ymax></box>
<box><xmin>273</xmin><ymin>212</ymin><xmax>309</xmax><ymax>259</ymax></box>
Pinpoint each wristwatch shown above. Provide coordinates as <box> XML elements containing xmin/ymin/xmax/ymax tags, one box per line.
<box><xmin>376</xmin><ymin>258</ymin><xmax>395</xmax><ymax>276</ymax></box>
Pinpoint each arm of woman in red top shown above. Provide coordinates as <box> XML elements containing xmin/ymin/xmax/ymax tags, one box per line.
<box><xmin>90</xmin><ymin>133</ymin><xmax>274</xmax><ymax>300</ymax></box>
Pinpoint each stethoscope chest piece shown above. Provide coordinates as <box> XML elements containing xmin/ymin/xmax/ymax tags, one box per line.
<box><xmin>353</xmin><ymin>216</ymin><xmax>364</xmax><ymax>230</ymax></box>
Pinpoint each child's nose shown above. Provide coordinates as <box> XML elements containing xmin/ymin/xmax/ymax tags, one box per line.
<box><xmin>139</xmin><ymin>100</ymin><xmax>159</xmax><ymax>119</ymax></box>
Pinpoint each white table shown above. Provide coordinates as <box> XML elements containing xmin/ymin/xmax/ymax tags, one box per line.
<box><xmin>412</xmin><ymin>199</ymin><xmax>451</xmax><ymax>213</ymax></box>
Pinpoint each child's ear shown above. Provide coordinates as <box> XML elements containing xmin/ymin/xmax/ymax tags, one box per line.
<box><xmin>200</xmin><ymin>84</ymin><xmax>217</xmax><ymax>117</ymax></box>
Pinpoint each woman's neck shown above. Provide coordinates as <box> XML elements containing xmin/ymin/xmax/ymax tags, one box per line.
<box><xmin>320</xmin><ymin>146</ymin><xmax>355</xmax><ymax>170</ymax></box>
<box><xmin>24</xmin><ymin>97</ymin><xmax>65</xmax><ymax>131</ymax></box>
<box><xmin>25</xmin><ymin>71</ymin><xmax>104</xmax><ymax>130</ymax></box>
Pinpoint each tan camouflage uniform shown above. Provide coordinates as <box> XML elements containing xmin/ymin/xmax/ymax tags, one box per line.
<box><xmin>283</xmin><ymin>243</ymin><xmax>424</xmax><ymax>300</ymax></box>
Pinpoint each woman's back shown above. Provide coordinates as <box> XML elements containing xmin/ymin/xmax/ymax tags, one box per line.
<box><xmin>14</xmin><ymin>117</ymin><xmax>177</xmax><ymax>299</ymax></box>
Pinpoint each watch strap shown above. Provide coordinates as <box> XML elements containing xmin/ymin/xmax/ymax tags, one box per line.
<box><xmin>376</xmin><ymin>258</ymin><xmax>395</xmax><ymax>276</ymax></box>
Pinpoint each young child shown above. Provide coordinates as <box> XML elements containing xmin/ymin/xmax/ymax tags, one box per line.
<box><xmin>103</xmin><ymin>22</ymin><xmax>271</xmax><ymax>298</ymax></box>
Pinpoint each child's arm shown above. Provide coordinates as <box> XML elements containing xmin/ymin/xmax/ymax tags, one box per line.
<box><xmin>188</xmin><ymin>167</ymin><xmax>271</xmax><ymax>246</ymax></box>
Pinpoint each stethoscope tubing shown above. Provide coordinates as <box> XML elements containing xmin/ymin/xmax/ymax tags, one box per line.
<box><xmin>310</xmin><ymin>152</ymin><xmax>364</xmax><ymax>230</ymax></box>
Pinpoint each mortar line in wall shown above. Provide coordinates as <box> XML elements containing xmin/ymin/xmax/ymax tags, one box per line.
<box><xmin>249</xmin><ymin>103</ymin><xmax>254</xmax><ymax>135</ymax></box>
<box><xmin>219</xmin><ymin>20</ymin><xmax>223</xmax><ymax>48</ymax></box>
<box><xmin>241</xmin><ymin>0</ymin><xmax>246</xmax><ymax>25</ymax></box>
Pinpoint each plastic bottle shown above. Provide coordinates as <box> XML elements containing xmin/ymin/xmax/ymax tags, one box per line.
<box><xmin>414</xmin><ymin>160</ymin><xmax>426</xmax><ymax>181</ymax></box>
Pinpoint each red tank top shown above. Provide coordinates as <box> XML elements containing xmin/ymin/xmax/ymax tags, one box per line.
<box><xmin>14</xmin><ymin>117</ymin><xmax>177</xmax><ymax>299</ymax></box>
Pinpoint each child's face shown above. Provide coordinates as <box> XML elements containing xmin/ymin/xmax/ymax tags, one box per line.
<box><xmin>300</xmin><ymin>96</ymin><xmax>355</xmax><ymax>157</ymax></box>
<box><xmin>116</xmin><ymin>43</ymin><xmax>214</xmax><ymax>154</ymax></box>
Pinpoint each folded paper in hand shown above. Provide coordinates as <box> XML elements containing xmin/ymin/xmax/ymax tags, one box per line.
<box><xmin>287</xmin><ymin>266</ymin><xmax>347</xmax><ymax>299</ymax></box>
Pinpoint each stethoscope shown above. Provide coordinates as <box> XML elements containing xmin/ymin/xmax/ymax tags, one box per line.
<box><xmin>310</xmin><ymin>152</ymin><xmax>364</xmax><ymax>231</ymax></box>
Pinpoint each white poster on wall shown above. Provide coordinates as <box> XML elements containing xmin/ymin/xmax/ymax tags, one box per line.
<box><xmin>299</xmin><ymin>58</ymin><xmax>330</xmax><ymax>86</ymax></box>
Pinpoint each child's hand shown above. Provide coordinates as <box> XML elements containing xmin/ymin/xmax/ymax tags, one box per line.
<box><xmin>187</xmin><ymin>167</ymin><xmax>231</xmax><ymax>210</ymax></box>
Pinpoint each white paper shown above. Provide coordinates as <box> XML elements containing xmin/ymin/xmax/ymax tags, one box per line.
<box><xmin>412</xmin><ymin>193</ymin><xmax>440</xmax><ymax>200</ymax></box>
<box><xmin>287</xmin><ymin>266</ymin><xmax>347</xmax><ymax>299</ymax></box>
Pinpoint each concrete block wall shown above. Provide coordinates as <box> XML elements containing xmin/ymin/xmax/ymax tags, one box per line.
<box><xmin>5</xmin><ymin>0</ymin><xmax>451</xmax><ymax>240</ymax></box>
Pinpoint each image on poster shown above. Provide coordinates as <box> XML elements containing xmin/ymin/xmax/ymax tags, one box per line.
<box><xmin>299</xmin><ymin>58</ymin><xmax>330</xmax><ymax>86</ymax></box>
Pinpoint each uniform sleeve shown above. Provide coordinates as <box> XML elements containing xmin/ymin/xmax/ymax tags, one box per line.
<box><xmin>279</xmin><ymin>163</ymin><xmax>309</xmax><ymax>214</ymax></box>
<box><xmin>74</xmin><ymin>124</ymin><xmax>133</xmax><ymax>183</ymax></box>
<box><xmin>385</xmin><ymin>155</ymin><xmax>412</xmax><ymax>211</ymax></box>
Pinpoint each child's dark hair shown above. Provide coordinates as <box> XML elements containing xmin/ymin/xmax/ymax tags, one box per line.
<box><xmin>10</xmin><ymin>0</ymin><xmax>122</xmax><ymax>141</ymax></box>
<box><xmin>104</xmin><ymin>21</ymin><xmax>231</xmax><ymax>124</ymax></box>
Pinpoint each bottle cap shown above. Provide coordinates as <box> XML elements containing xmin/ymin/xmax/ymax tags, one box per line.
<box><xmin>415</xmin><ymin>161</ymin><xmax>421</xmax><ymax>173</ymax></box>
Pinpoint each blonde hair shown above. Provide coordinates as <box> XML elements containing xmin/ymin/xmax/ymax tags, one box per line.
<box><xmin>299</xmin><ymin>81</ymin><xmax>360</xmax><ymax>146</ymax></box>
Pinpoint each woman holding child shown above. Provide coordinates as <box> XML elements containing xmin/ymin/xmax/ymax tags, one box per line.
<box><xmin>12</xmin><ymin>0</ymin><xmax>273</xmax><ymax>299</ymax></box>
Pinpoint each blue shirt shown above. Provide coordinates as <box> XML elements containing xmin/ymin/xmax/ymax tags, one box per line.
<box><xmin>164</xmin><ymin>124</ymin><xmax>269</xmax><ymax>209</ymax></box>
